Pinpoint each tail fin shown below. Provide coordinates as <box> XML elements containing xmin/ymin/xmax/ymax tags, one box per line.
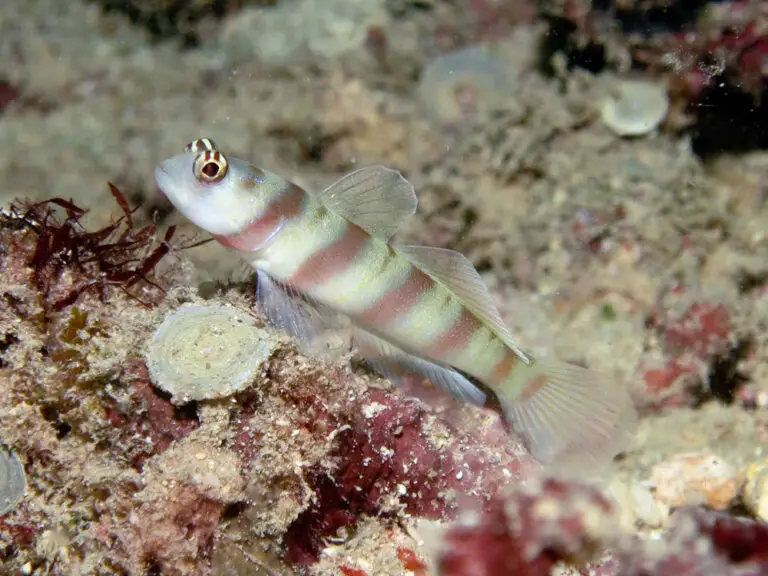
<box><xmin>500</xmin><ymin>359</ymin><xmax>637</xmax><ymax>467</ymax></box>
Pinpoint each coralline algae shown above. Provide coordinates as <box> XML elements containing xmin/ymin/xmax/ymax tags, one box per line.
<box><xmin>146</xmin><ymin>303</ymin><xmax>275</xmax><ymax>404</ymax></box>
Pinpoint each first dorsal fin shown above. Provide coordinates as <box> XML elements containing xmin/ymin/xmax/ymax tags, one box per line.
<box><xmin>315</xmin><ymin>166</ymin><xmax>417</xmax><ymax>240</ymax></box>
<box><xmin>398</xmin><ymin>245</ymin><xmax>531</xmax><ymax>364</ymax></box>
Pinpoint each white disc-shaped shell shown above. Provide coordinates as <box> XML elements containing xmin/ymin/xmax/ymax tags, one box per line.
<box><xmin>417</xmin><ymin>45</ymin><xmax>515</xmax><ymax>126</ymax></box>
<box><xmin>601</xmin><ymin>80</ymin><xmax>669</xmax><ymax>137</ymax></box>
<box><xmin>0</xmin><ymin>446</ymin><xmax>26</xmax><ymax>515</ymax></box>
<box><xmin>146</xmin><ymin>304</ymin><xmax>275</xmax><ymax>404</ymax></box>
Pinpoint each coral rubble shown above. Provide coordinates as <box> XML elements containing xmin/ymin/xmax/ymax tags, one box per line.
<box><xmin>0</xmin><ymin>194</ymin><xmax>534</xmax><ymax>574</ymax></box>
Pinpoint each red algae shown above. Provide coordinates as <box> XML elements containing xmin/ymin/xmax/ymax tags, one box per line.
<box><xmin>642</xmin><ymin>359</ymin><xmax>700</xmax><ymax>408</ymax></box>
<box><xmin>282</xmin><ymin>384</ymin><xmax>533</xmax><ymax>565</ymax></box>
<box><xmin>0</xmin><ymin>190</ymin><xmax>174</xmax><ymax>319</ymax></box>
<box><xmin>641</xmin><ymin>286</ymin><xmax>737</xmax><ymax>408</ymax></box>
<box><xmin>0</xmin><ymin>80</ymin><xmax>19</xmax><ymax>111</ymax></box>
<box><xmin>0</xmin><ymin>504</ymin><xmax>40</xmax><ymax>558</ymax></box>
<box><xmin>438</xmin><ymin>478</ymin><xmax>614</xmax><ymax>576</ymax></box>
<box><xmin>339</xmin><ymin>566</ymin><xmax>368</xmax><ymax>576</ymax></box>
<box><xmin>95</xmin><ymin>484</ymin><xmax>226</xmax><ymax>575</ymax></box>
<box><xmin>105</xmin><ymin>359</ymin><xmax>200</xmax><ymax>469</ymax></box>
<box><xmin>397</xmin><ymin>547</ymin><xmax>428</xmax><ymax>574</ymax></box>
<box><xmin>663</xmin><ymin>302</ymin><xmax>731</xmax><ymax>360</ymax></box>
<box><xmin>434</xmin><ymin>479</ymin><xmax>768</xmax><ymax>575</ymax></box>
<box><xmin>613</xmin><ymin>507</ymin><xmax>768</xmax><ymax>575</ymax></box>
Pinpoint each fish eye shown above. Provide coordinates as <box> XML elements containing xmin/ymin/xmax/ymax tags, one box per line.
<box><xmin>193</xmin><ymin>150</ymin><xmax>229</xmax><ymax>184</ymax></box>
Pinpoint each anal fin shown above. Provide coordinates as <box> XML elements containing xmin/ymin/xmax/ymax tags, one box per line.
<box><xmin>352</xmin><ymin>326</ymin><xmax>486</xmax><ymax>406</ymax></box>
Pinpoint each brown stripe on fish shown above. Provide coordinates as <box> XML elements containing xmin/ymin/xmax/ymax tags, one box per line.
<box><xmin>423</xmin><ymin>306</ymin><xmax>483</xmax><ymax>358</ymax></box>
<box><xmin>490</xmin><ymin>350</ymin><xmax>519</xmax><ymax>386</ymax></box>
<box><xmin>213</xmin><ymin>181</ymin><xmax>305</xmax><ymax>251</ymax></box>
<box><xmin>358</xmin><ymin>265</ymin><xmax>436</xmax><ymax>326</ymax></box>
<box><xmin>289</xmin><ymin>221</ymin><xmax>370</xmax><ymax>290</ymax></box>
<box><xmin>517</xmin><ymin>372</ymin><xmax>549</xmax><ymax>402</ymax></box>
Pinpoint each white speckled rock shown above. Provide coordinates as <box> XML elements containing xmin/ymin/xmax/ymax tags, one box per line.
<box><xmin>610</xmin><ymin>479</ymin><xmax>669</xmax><ymax>529</ymax></box>
<box><xmin>742</xmin><ymin>458</ymin><xmax>768</xmax><ymax>522</ymax></box>
<box><xmin>650</xmin><ymin>452</ymin><xmax>742</xmax><ymax>511</ymax></box>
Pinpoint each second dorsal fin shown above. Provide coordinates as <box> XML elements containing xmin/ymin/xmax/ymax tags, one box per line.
<box><xmin>398</xmin><ymin>245</ymin><xmax>530</xmax><ymax>364</ymax></box>
<box><xmin>315</xmin><ymin>166</ymin><xmax>417</xmax><ymax>240</ymax></box>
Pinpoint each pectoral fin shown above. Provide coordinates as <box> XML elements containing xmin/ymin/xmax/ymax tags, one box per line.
<box><xmin>256</xmin><ymin>270</ymin><xmax>350</xmax><ymax>357</ymax></box>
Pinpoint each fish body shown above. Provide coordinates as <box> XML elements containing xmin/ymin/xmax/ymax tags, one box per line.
<box><xmin>155</xmin><ymin>138</ymin><xmax>636</xmax><ymax>464</ymax></box>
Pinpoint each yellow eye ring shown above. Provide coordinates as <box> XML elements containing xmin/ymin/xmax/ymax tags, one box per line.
<box><xmin>193</xmin><ymin>150</ymin><xmax>229</xmax><ymax>184</ymax></box>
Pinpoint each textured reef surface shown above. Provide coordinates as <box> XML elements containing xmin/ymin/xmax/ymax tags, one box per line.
<box><xmin>2</xmin><ymin>0</ymin><xmax>768</xmax><ymax>574</ymax></box>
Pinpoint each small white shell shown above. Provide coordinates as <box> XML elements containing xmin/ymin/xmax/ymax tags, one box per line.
<box><xmin>601</xmin><ymin>80</ymin><xmax>669</xmax><ymax>137</ymax></box>
<box><xmin>0</xmin><ymin>446</ymin><xmax>26</xmax><ymax>515</ymax></box>
<box><xmin>146</xmin><ymin>304</ymin><xmax>276</xmax><ymax>404</ymax></box>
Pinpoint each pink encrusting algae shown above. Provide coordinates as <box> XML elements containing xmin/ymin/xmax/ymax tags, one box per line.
<box><xmin>154</xmin><ymin>138</ymin><xmax>638</xmax><ymax>467</ymax></box>
<box><xmin>434</xmin><ymin>478</ymin><xmax>768</xmax><ymax>575</ymax></box>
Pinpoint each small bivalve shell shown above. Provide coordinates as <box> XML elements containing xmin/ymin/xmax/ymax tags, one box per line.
<box><xmin>742</xmin><ymin>459</ymin><xmax>768</xmax><ymax>522</ymax></box>
<box><xmin>601</xmin><ymin>80</ymin><xmax>669</xmax><ymax>137</ymax></box>
<box><xmin>0</xmin><ymin>445</ymin><xmax>26</xmax><ymax>515</ymax></box>
<box><xmin>146</xmin><ymin>304</ymin><xmax>276</xmax><ymax>404</ymax></box>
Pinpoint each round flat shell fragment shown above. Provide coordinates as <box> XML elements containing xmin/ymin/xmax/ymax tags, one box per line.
<box><xmin>601</xmin><ymin>80</ymin><xmax>669</xmax><ymax>137</ymax></box>
<box><xmin>417</xmin><ymin>45</ymin><xmax>515</xmax><ymax>126</ymax></box>
<box><xmin>0</xmin><ymin>446</ymin><xmax>26</xmax><ymax>515</ymax></box>
<box><xmin>146</xmin><ymin>304</ymin><xmax>275</xmax><ymax>404</ymax></box>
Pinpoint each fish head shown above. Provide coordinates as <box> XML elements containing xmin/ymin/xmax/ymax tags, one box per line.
<box><xmin>155</xmin><ymin>139</ymin><xmax>279</xmax><ymax>237</ymax></box>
